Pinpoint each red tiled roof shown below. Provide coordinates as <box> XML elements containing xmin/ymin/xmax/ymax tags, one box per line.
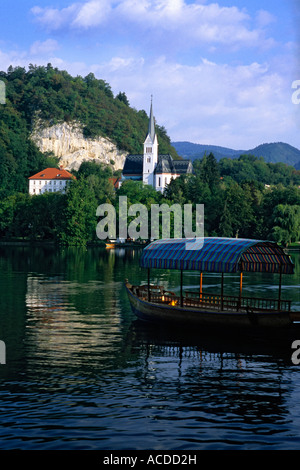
<box><xmin>109</xmin><ymin>177</ymin><xmax>121</xmax><ymax>188</ymax></box>
<box><xmin>28</xmin><ymin>168</ymin><xmax>75</xmax><ymax>180</ymax></box>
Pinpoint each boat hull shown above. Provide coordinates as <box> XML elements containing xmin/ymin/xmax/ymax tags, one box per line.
<box><xmin>125</xmin><ymin>284</ymin><xmax>293</xmax><ymax>329</ymax></box>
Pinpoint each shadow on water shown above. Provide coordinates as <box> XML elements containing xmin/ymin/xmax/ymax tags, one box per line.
<box><xmin>128</xmin><ymin>317</ymin><xmax>300</xmax><ymax>363</ymax></box>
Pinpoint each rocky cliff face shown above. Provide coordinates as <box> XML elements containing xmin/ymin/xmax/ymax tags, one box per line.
<box><xmin>31</xmin><ymin>120</ymin><xmax>127</xmax><ymax>171</ymax></box>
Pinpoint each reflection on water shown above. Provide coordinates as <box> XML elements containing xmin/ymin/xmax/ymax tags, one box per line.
<box><xmin>0</xmin><ymin>246</ymin><xmax>299</xmax><ymax>450</ymax></box>
<box><xmin>25</xmin><ymin>274</ymin><xmax>122</xmax><ymax>366</ymax></box>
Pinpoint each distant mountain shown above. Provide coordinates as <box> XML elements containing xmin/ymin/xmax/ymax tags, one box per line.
<box><xmin>172</xmin><ymin>141</ymin><xmax>300</xmax><ymax>168</ymax></box>
<box><xmin>247</xmin><ymin>143</ymin><xmax>300</xmax><ymax>167</ymax></box>
<box><xmin>171</xmin><ymin>142</ymin><xmax>242</xmax><ymax>161</ymax></box>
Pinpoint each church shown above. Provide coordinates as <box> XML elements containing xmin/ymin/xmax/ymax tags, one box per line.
<box><xmin>121</xmin><ymin>100</ymin><xmax>193</xmax><ymax>192</ymax></box>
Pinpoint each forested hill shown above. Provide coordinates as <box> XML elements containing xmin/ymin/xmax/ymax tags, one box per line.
<box><xmin>0</xmin><ymin>64</ymin><xmax>179</xmax><ymax>195</ymax></box>
<box><xmin>172</xmin><ymin>141</ymin><xmax>300</xmax><ymax>168</ymax></box>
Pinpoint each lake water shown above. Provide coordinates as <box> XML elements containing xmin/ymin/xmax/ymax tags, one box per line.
<box><xmin>0</xmin><ymin>245</ymin><xmax>299</xmax><ymax>450</ymax></box>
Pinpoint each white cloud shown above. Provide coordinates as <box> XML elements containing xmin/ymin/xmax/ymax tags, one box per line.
<box><xmin>1</xmin><ymin>41</ymin><xmax>297</xmax><ymax>149</ymax></box>
<box><xmin>31</xmin><ymin>0</ymin><xmax>276</xmax><ymax>51</ymax></box>
<box><xmin>71</xmin><ymin>0</ymin><xmax>111</xmax><ymax>28</ymax></box>
<box><xmin>31</xmin><ymin>1</ymin><xmax>111</xmax><ymax>30</ymax></box>
<box><xmin>30</xmin><ymin>39</ymin><xmax>60</xmax><ymax>56</ymax></box>
<box><xmin>31</xmin><ymin>4</ymin><xmax>79</xmax><ymax>31</ymax></box>
<box><xmin>256</xmin><ymin>9</ymin><xmax>276</xmax><ymax>28</ymax></box>
<box><xmin>80</xmin><ymin>53</ymin><xmax>296</xmax><ymax>148</ymax></box>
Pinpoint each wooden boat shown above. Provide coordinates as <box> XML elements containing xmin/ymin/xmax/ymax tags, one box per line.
<box><xmin>106</xmin><ymin>239</ymin><xmax>149</xmax><ymax>249</ymax></box>
<box><xmin>106</xmin><ymin>242</ymin><xmax>117</xmax><ymax>249</ymax></box>
<box><xmin>125</xmin><ymin>237</ymin><xmax>299</xmax><ymax>330</ymax></box>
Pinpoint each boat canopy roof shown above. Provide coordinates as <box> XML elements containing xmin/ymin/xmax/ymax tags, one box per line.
<box><xmin>140</xmin><ymin>238</ymin><xmax>295</xmax><ymax>274</ymax></box>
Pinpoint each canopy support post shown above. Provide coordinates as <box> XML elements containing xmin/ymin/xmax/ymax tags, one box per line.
<box><xmin>278</xmin><ymin>265</ymin><xmax>282</xmax><ymax>311</ymax></box>
<box><xmin>200</xmin><ymin>272</ymin><xmax>203</xmax><ymax>301</ymax></box>
<box><xmin>238</xmin><ymin>264</ymin><xmax>243</xmax><ymax>311</ymax></box>
<box><xmin>180</xmin><ymin>269</ymin><xmax>183</xmax><ymax>307</ymax></box>
<box><xmin>148</xmin><ymin>268</ymin><xmax>151</xmax><ymax>302</ymax></box>
<box><xmin>221</xmin><ymin>273</ymin><xmax>224</xmax><ymax>311</ymax></box>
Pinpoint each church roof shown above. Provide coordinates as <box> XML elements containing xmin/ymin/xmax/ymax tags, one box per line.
<box><xmin>173</xmin><ymin>160</ymin><xmax>193</xmax><ymax>174</ymax></box>
<box><xmin>122</xmin><ymin>155</ymin><xmax>143</xmax><ymax>175</ymax></box>
<box><xmin>122</xmin><ymin>154</ymin><xmax>192</xmax><ymax>177</ymax></box>
<box><xmin>154</xmin><ymin>155</ymin><xmax>175</xmax><ymax>174</ymax></box>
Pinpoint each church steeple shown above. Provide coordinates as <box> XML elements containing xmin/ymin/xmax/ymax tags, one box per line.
<box><xmin>148</xmin><ymin>95</ymin><xmax>156</xmax><ymax>142</ymax></box>
<box><xmin>143</xmin><ymin>96</ymin><xmax>158</xmax><ymax>187</ymax></box>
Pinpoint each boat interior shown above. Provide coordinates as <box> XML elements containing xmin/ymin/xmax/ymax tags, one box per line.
<box><xmin>128</xmin><ymin>283</ymin><xmax>294</xmax><ymax>314</ymax></box>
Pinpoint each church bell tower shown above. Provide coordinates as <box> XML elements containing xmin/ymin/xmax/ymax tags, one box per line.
<box><xmin>143</xmin><ymin>97</ymin><xmax>158</xmax><ymax>187</ymax></box>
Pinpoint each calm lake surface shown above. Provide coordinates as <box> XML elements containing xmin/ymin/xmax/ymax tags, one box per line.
<box><xmin>0</xmin><ymin>245</ymin><xmax>299</xmax><ymax>450</ymax></box>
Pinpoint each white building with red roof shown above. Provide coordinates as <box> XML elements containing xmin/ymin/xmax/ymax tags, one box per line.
<box><xmin>28</xmin><ymin>168</ymin><xmax>75</xmax><ymax>195</ymax></box>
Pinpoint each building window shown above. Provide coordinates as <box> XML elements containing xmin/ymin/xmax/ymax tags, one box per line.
<box><xmin>158</xmin><ymin>177</ymin><xmax>161</xmax><ymax>187</ymax></box>
<box><xmin>147</xmin><ymin>157</ymin><xmax>151</xmax><ymax>163</ymax></box>
<box><xmin>165</xmin><ymin>177</ymin><xmax>167</xmax><ymax>185</ymax></box>
<box><xmin>146</xmin><ymin>147</ymin><xmax>152</xmax><ymax>153</ymax></box>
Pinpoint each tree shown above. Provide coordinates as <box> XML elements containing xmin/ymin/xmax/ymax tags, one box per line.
<box><xmin>271</xmin><ymin>204</ymin><xmax>300</xmax><ymax>246</ymax></box>
<box><xmin>218</xmin><ymin>200</ymin><xmax>234</xmax><ymax>237</ymax></box>
<box><xmin>200</xmin><ymin>153</ymin><xmax>220</xmax><ymax>189</ymax></box>
<box><xmin>59</xmin><ymin>180</ymin><xmax>98</xmax><ymax>246</ymax></box>
<box><xmin>220</xmin><ymin>183</ymin><xmax>256</xmax><ymax>238</ymax></box>
<box><xmin>116</xmin><ymin>92</ymin><xmax>130</xmax><ymax>106</ymax></box>
<box><xmin>0</xmin><ymin>194</ymin><xmax>18</xmax><ymax>236</ymax></box>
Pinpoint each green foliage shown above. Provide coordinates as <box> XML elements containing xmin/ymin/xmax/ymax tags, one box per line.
<box><xmin>195</xmin><ymin>152</ymin><xmax>220</xmax><ymax>189</ymax></box>
<box><xmin>116</xmin><ymin>92</ymin><xmax>130</xmax><ymax>106</ymax></box>
<box><xmin>117</xmin><ymin>180</ymin><xmax>163</xmax><ymax>218</ymax></box>
<box><xmin>4</xmin><ymin>192</ymin><xmax>65</xmax><ymax>240</ymax></box>
<box><xmin>75</xmin><ymin>160</ymin><xmax>115</xmax><ymax>205</ymax></box>
<box><xmin>271</xmin><ymin>204</ymin><xmax>300</xmax><ymax>246</ymax></box>
<box><xmin>165</xmin><ymin>157</ymin><xmax>300</xmax><ymax>243</ymax></box>
<box><xmin>218</xmin><ymin>154</ymin><xmax>300</xmax><ymax>186</ymax></box>
<box><xmin>0</xmin><ymin>98</ymin><xmax>58</xmax><ymax>197</ymax></box>
<box><xmin>59</xmin><ymin>179</ymin><xmax>99</xmax><ymax>246</ymax></box>
<box><xmin>2</xmin><ymin>64</ymin><xmax>178</xmax><ymax>158</ymax></box>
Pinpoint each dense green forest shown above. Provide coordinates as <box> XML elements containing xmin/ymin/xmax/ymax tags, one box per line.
<box><xmin>1</xmin><ymin>155</ymin><xmax>299</xmax><ymax>247</ymax></box>
<box><xmin>0</xmin><ymin>65</ymin><xmax>299</xmax><ymax>247</ymax></box>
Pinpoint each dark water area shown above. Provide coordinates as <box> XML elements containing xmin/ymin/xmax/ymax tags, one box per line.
<box><xmin>0</xmin><ymin>245</ymin><xmax>299</xmax><ymax>450</ymax></box>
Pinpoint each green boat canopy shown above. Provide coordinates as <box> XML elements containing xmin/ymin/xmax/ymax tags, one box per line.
<box><xmin>140</xmin><ymin>238</ymin><xmax>295</xmax><ymax>275</ymax></box>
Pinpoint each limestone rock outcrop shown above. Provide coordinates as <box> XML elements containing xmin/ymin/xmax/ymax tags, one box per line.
<box><xmin>31</xmin><ymin>120</ymin><xmax>127</xmax><ymax>171</ymax></box>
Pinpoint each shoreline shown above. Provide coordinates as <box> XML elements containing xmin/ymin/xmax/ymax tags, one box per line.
<box><xmin>0</xmin><ymin>239</ymin><xmax>299</xmax><ymax>252</ymax></box>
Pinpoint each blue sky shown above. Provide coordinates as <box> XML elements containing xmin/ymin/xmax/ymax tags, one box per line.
<box><xmin>0</xmin><ymin>0</ymin><xmax>299</xmax><ymax>150</ymax></box>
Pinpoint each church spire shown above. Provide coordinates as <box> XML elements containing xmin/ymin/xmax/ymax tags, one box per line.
<box><xmin>148</xmin><ymin>95</ymin><xmax>156</xmax><ymax>142</ymax></box>
<box><xmin>143</xmin><ymin>95</ymin><xmax>158</xmax><ymax>187</ymax></box>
